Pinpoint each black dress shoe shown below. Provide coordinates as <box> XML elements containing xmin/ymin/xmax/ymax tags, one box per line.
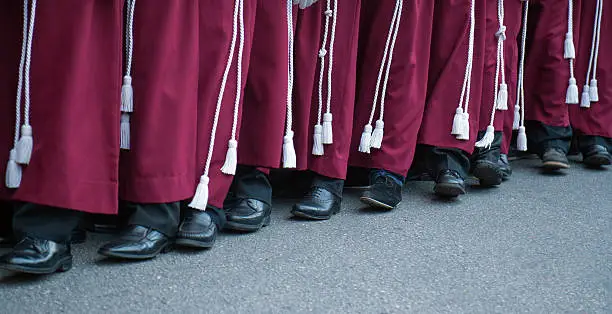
<box><xmin>434</xmin><ymin>169</ymin><xmax>466</xmax><ymax>198</ymax></box>
<box><xmin>0</xmin><ymin>237</ymin><xmax>72</xmax><ymax>274</ymax></box>
<box><xmin>360</xmin><ymin>170</ymin><xmax>403</xmax><ymax>210</ymax></box>
<box><xmin>472</xmin><ymin>160</ymin><xmax>503</xmax><ymax>187</ymax></box>
<box><xmin>224</xmin><ymin>199</ymin><xmax>271</xmax><ymax>232</ymax></box>
<box><xmin>1</xmin><ymin>228</ymin><xmax>86</xmax><ymax>248</ymax></box>
<box><xmin>541</xmin><ymin>147</ymin><xmax>570</xmax><ymax>170</ymax></box>
<box><xmin>582</xmin><ymin>145</ymin><xmax>612</xmax><ymax>167</ymax></box>
<box><xmin>98</xmin><ymin>225</ymin><xmax>172</xmax><ymax>260</ymax></box>
<box><xmin>291</xmin><ymin>186</ymin><xmax>341</xmax><ymax>220</ymax></box>
<box><xmin>498</xmin><ymin>154</ymin><xmax>512</xmax><ymax>180</ymax></box>
<box><xmin>176</xmin><ymin>209</ymin><xmax>217</xmax><ymax>249</ymax></box>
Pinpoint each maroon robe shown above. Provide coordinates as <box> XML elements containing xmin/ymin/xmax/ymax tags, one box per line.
<box><xmin>569</xmin><ymin>0</ymin><xmax>612</xmax><ymax>141</ymax></box>
<box><xmin>418</xmin><ymin>0</ymin><xmax>487</xmax><ymax>153</ymax></box>
<box><xmin>524</xmin><ymin>0</ymin><xmax>583</xmax><ymax>128</ymax></box>
<box><xmin>348</xmin><ymin>0</ymin><xmax>435</xmax><ymax>176</ymax></box>
<box><xmin>0</xmin><ymin>0</ymin><xmax>123</xmax><ymax>215</ymax></box>
<box><xmin>237</xmin><ymin>0</ymin><xmax>292</xmax><ymax>170</ymax></box>
<box><xmin>119</xmin><ymin>0</ymin><xmax>200</xmax><ymax>204</ymax></box>
<box><xmin>293</xmin><ymin>0</ymin><xmax>361</xmax><ymax>180</ymax></box>
<box><xmin>197</xmin><ymin>0</ymin><xmax>257</xmax><ymax>209</ymax></box>
<box><xmin>478</xmin><ymin>0</ymin><xmax>522</xmax><ymax>154</ymax></box>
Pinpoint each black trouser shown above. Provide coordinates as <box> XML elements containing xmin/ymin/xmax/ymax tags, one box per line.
<box><xmin>525</xmin><ymin>120</ymin><xmax>572</xmax><ymax>156</ymax></box>
<box><xmin>472</xmin><ymin>131</ymin><xmax>503</xmax><ymax>164</ymax></box>
<box><xmin>120</xmin><ymin>201</ymin><xmax>180</xmax><ymax>238</ymax></box>
<box><xmin>0</xmin><ymin>201</ymin><xmax>13</xmax><ymax>238</ymax></box>
<box><xmin>228</xmin><ymin>166</ymin><xmax>272</xmax><ymax>206</ymax></box>
<box><xmin>12</xmin><ymin>203</ymin><xmax>83</xmax><ymax>243</ymax></box>
<box><xmin>577</xmin><ymin>134</ymin><xmax>612</xmax><ymax>153</ymax></box>
<box><xmin>415</xmin><ymin>145</ymin><xmax>471</xmax><ymax>180</ymax></box>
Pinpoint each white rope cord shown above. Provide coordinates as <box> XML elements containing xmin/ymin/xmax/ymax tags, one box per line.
<box><xmin>565</xmin><ymin>0</ymin><xmax>579</xmax><ymax>104</ymax></box>
<box><xmin>358</xmin><ymin>0</ymin><xmax>401</xmax><ymax>153</ymax></box>
<box><xmin>6</xmin><ymin>0</ymin><xmax>33</xmax><ymax>188</ymax></box>
<box><xmin>221</xmin><ymin>0</ymin><xmax>246</xmax><ymax>175</ymax></box>
<box><xmin>283</xmin><ymin>0</ymin><xmax>297</xmax><ymax>168</ymax></box>
<box><xmin>120</xmin><ymin>0</ymin><xmax>136</xmax><ymax>150</ymax></box>
<box><xmin>476</xmin><ymin>0</ymin><xmax>507</xmax><ymax>148</ymax></box>
<box><xmin>516</xmin><ymin>0</ymin><xmax>529</xmax><ymax>152</ymax></box>
<box><xmin>589</xmin><ymin>0</ymin><xmax>603</xmax><ymax>102</ymax></box>
<box><xmin>322</xmin><ymin>0</ymin><xmax>338</xmax><ymax>144</ymax></box>
<box><xmin>453</xmin><ymin>0</ymin><xmax>476</xmax><ymax>141</ymax></box>
<box><xmin>313</xmin><ymin>0</ymin><xmax>333</xmax><ymax>156</ymax></box>
<box><xmin>189</xmin><ymin>0</ymin><xmax>242</xmax><ymax>210</ymax></box>
<box><xmin>581</xmin><ymin>0</ymin><xmax>601</xmax><ymax>107</ymax></box>
<box><xmin>495</xmin><ymin>0</ymin><xmax>509</xmax><ymax>111</ymax></box>
<box><xmin>371</xmin><ymin>0</ymin><xmax>403</xmax><ymax>149</ymax></box>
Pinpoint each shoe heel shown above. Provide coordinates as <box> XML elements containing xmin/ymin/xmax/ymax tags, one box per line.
<box><xmin>263</xmin><ymin>215</ymin><xmax>271</xmax><ymax>227</ymax></box>
<box><xmin>57</xmin><ymin>258</ymin><xmax>73</xmax><ymax>272</ymax></box>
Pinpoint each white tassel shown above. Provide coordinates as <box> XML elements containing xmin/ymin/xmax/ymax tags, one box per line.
<box><xmin>589</xmin><ymin>79</ymin><xmax>599</xmax><ymax>102</ymax></box>
<box><xmin>121</xmin><ymin>75</ymin><xmax>134</xmax><ymax>113</ymax></box>
<box><xmin>370</xmin><ymin>120</ymin><xmax>384</xmax><ymax>149</ymax></box>
<box><xmin>451</xmin><ymin>108</ymin><xmax>464</xmax><ymax>135</ymax></box>
<box><xmin>517</xmin><ymin>126</ymin><xmax>528</xmax><ymax>151</ymax></box>
<box><xmin>456</xmin><ymin>112</ymin><xmax>470</xmax><ymax>141</ymax></box>
<box><xmin>120</xmin><ymin>113</ymin><xmax>131</xmax><ymax>150</ymax></box>
<box><xmin>564</xmin><ymin>33</ymin><xmax>576</xmax><ymax>59</ymax></box>
<box><xmin>496</xmin><ymin>83</ymin><xmax>508</xmax><ymax>110</ymax></box>
<box><xmin>312</xmin><ymin>125</ymin><xmax>324</xmax><ymax>156</ymax></box>
<box><xmin>566</xmin><ymin>78</ymin><xmax>579</xmax><ymax>104</ymax></box>
<box><xmin>321</xmin><ymin>113</ymin><xmax>333</xmax><ymax>144</ymax></box>
<box><xmin>475</xmin><ymin>125</ymin><xmax>495</xmax><ymax>148</ymax></box>
<box><xmin>220</xmin><ymin>139</ymin><xmax>238</xmax><ymax>175</ymax></box>
<box><xmin>358</xmin><ymin>124</ymin><xmax>373</xmax><ymax>153</ymax></box>
<box><xmin>513</xmin><ymin>105</ymin><xmax>520</xmax><ymax>130</ymax></box>
<box><xmin>580</xmin><ymin>85</ymin><xmax>591</xmax><ymax>108</ymax></box>
<box><xmin>188</xmin><ymin>175</ymin><xmax>209</xmax><ymax>211</ymax></box>
<box><xmin>5</xmin><ymin>149</ymin><xmax>22</xmax><ymax>189</ymax></box>
<box><xmin>283</xmin><ymin>130</ymin><xmax>297</xmax><ymax>168</ymax></box>
<box><xmin>15</xmin><ymin>124</ymin><xmax>33</xmax><ymax>165</ymax></box>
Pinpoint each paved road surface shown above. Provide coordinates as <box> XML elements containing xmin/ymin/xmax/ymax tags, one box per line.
<box><xmin>1</xmin><ymin>158</ymin><xmax>611</xmax><ymax>313</ymax></box>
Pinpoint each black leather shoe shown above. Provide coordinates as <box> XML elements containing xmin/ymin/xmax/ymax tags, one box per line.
<box><xmin>434</xmin><ymin>169</ymin><xmax>466</xmax><ymax>198</ymax></box>
<box><xmin>542</xmin><ymin>147</ymin><xmax>570</xmax><ymax>170</ymax></box>
<box><xmin>360</xmin><ymin>170</ymin><xmax>403</xmax><ymax>210</ymax></box>
<box><xmin>582</xmin><ymin>145</ymin><xmax>612</xmax><ymax>167</ymax></box>
<box><xmin>472</xmin><ymin>160</ymin><xmax>503</xmax><ymax>187</ymax></box>
<box><xmin>0</xmin><ymin>237</ymin><xmax>72</xmax><ymax>274</ymax></box>
<box><xmin>1</xmin><ymin>228</ymin><xmax>86</xmax><ymax>248</ymax></box>
<box><xmin>98</xmin><ymin>225</ymin><xmax>172</xmax><ymax>260</ymax></box>
<box><xmin>498</xmin><ymin>154</ymin><xmax>512</xmax><ymax>180</ymax></box>
<box><xmin>291</xmin><ymin>186</ymin><xmax>341</xmax><ymax>220</ymax></box>
<box><xmin>176</xmin><ymin>209</ymin><xmax>217</xmax><ymax>249</ymax></box>
<box><xmin>224</xmin><ymin>199</ymin><xmax>271</xmax><ymax>232</ymax></box>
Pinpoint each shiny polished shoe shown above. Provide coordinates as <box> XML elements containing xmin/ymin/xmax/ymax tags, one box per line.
<box><xmin>360</xmin><ymin>170</ymin><xmax>403</xmax><ymax>210</ymax></box>
<box><xmin>434</xmin><ymin>169</ymin><xmax>466</xmax><ymax>198</ymax></box>
<box><xmin>0</xmin><ymin>237</ymin><xmax>72</xmax><ymax>274</ymax></box>
<box><xmin>1</xmin><ymin>228</ymin><xmax>86</xmax><ymax>248</ymax></box>
<box><xmin>98</xmin><ymin>225</ymin><xmax>172</xmax><ymax>260</ymax></box>
<box><xmin>542</xmin><ymin>147</ymin><xmax>570</xmax><ymax>170</ymax></box>
<box><xmin>582</xmin><ymin>145</ymin><xmax>612</xmax><ymax>167</ymax></box>
<box><xmin>498</xmin><ymin>154</ymin><xmax>512</xmax><ymax>180</ymax></box>
<box><xmin>224</xmin><ymin>199</ymin><xmax>271</xmax><ymax>232</ymax></box>
<box><xmin>291</xmin><ymin>186</ymin><xmax>341</xmax><ymax>220</ymax></box>
<box><xmin>176</xmin><ymin>209</ymin><xmax>217</xmax><ymax>249</ymax></box>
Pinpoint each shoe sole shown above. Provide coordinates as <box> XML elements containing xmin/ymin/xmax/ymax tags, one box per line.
<box><xmin>359</xmin><ymin>197</ymin><xmax>396</xmax><ymax>210</ymax></box>
<box><xmin>583</xmin><ymin>154</ymin><xmax>612</xmax><ymax>167</ymax></box>
<box><xmin>434</xmin><ymin>183</ymin><xmax>466</xmax><ymax>198</ymax></box>
<box><xmin>175</xmin><ymin>238</ymin><xmax>215</xmax><ymax>249</ymax></box>
<box><xmin>0</xmin><ymin>256</ymin><xmax>72</xmax><ymax>274</ymax></box>
<box><xmin>542</xmin><ymin>161</ymin><xmax>570</xmax><ymax>170</ymax></box>
<box><xmin>473</xmin><ymin>163</ymin><xmax>503</xmax><ymax>187</ymax></box>
<box><xmin>98</xmin><ymin>243</ymin><xmax>173</xmax><ymax>260</ymax></box>
<box><xmin>290</xmin><ymin>206</ymin><xmax>340</xmax><ymax>221</ymax></box>
<box><xmin>224</xmin><ymin>215</ymin><xmax>271</xmax><ymax>232</ymax></box>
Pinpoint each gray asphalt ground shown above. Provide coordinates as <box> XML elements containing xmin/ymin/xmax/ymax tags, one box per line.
<box><xmin>1</xmin><ymin>157</ymin><xmax>610</xmax><ymax>313</ymax></box>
